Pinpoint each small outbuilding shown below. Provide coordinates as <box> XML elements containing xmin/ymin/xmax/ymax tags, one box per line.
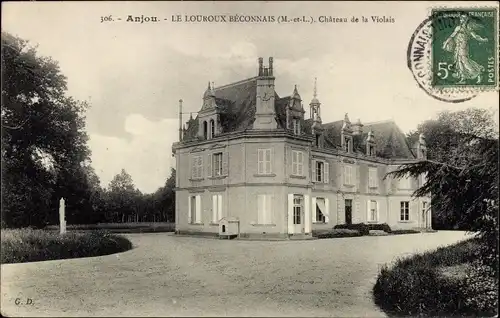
<box><xmin>219</xmin><ymin>217</ymin><xmax>240</xmax><ymax>239</ymax></box>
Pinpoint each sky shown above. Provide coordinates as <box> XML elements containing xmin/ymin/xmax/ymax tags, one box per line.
<box><xmin>3</xmin><ymin>1</ymin><xmax>498</xmax><ymax>193</ymax></box>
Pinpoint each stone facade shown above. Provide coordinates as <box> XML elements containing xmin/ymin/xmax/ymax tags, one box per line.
<box><xmin>172</xmin><ymin>57</ymin><xmax>432</xmax><ymax>238</ymax></box>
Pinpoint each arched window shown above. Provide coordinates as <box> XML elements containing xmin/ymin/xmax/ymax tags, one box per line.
<box><xmin>203</xmin><ymin>121</ymin><xmax>208</xmax><ymax>140</ymax></box>
<box><xmin>210</xmin><ymin>119</ymin><xmax>215</xmax><ymax>139</ymax></box>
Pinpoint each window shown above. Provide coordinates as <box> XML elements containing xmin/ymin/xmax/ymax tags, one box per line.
<box><xmin>191</xmin><ymin>156</ymin><xmax>203</xmax><ymax>179</ymax></box>
<box><xmin>368</xmin><ymin>168</ymin><xmax>378</xmax><ymax>188</ymax></box>
<box><xmin>293</xmin><ymin>195</ymin><xmax>303</xmax><ymax>224</ymax></box>
<box><xmin>257</xmin><ymin>194</ymin><xmax>273</xmax><ymax>224</ymax></box>
<box><xmin>315</xmin><ymin>198</ymin><xmax>326</xmax><ymax>223</ymax></box>
<box><xmin>315</xmin><ymin>134</ymin><xmax>321</xmax><ymax>147</ymax></box>
<box><xmin>316</xmin><ymin>161</ymin><xmax>324</xmax><ymax>182</ymax></box>
<box><xmin>344</xmin><ymin>137</ymin><xmax>351</xmax><ymax>152</ymax></box>
<box><xmin>344</xmin><ymin>165</ymin><xmax>353</xmax><ymax>185</ymax></box>
<box><xmin>293</xmin><ymin>119</ymin><xmax>300</xmax><ymax>135</ymax></box>
<box><xmin>213</xmin><ymin>152</ymin><xmax>223</xmax><ymax>176</ymax></box>
<box><xmin>203</xmin><ymin>121</ymin><xmax>208</xmax><ymax>140</ymax></box>
<box><xmin>292</xmin><ymin>150</ymin><xmax>304</xmax><ymax>176</ymax></box>
<box><xmin>258</xmin><ymin>149</ymin><xmax>272</xmax><ymax>174</ymax></box>
<box><xmin>399</xmin><ymin>176</ymin><xmax>412</xmax><ymax>189</ymax></box>
<box><xmin>400</xmin><ymin>201</ymin><xmax>410</xmax><ymax>221</ymax></box>
<box><xmin>189</xmin><ymin>195</ymin><xmax>201</xmax><ymax>224</ymax></box>
<box><xmin>368</xmin><ymin>200</ymin><xmax>378</xmax><ymax>222</ymax></box>
<box><xmin>209</xmin><ymin>119</ymin><xmax>215</xmax><ymax>139</ymax></box>
<box><xmin>212</xmin><ymin>194</ymin><xmax>223</xmax><ymax>223</ymax></box>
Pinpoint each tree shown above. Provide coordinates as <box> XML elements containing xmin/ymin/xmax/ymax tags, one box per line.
<box><xmin>105</xmin><ymin>169</ymin><xmax>142</xmax><ymax>222</ymax></box>
<box><xmin>392</xmin><ymin>129</ymin><xmax>498</xmax><ymax>274</ymax></box>
<box><xmin>407</xmin><ymin>108</ymin><xmax>498</xmax><ymax>163</ymax></box>
<box><xmin>406</xmin><ymin>108</ymin><xmax>498</xmax><ymax>229</ymax></box>
<box><xmin>1</xmin><ymin>32</ymin><xmax>95</xmax><ymax>228</ymax></box>
<box><xmin>151</xmin><ymin>168</ymin><xmax>176</xmax><ymax>222</ymax></box>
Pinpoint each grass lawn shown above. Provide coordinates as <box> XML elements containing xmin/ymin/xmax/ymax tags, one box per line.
<box><xmin>373</xmin><ymin>236</ymin><xmax>498</xmax><ymax>317</ymax></box>
<box><xmin>1</xmin><ymin>228</ymin><xmax>133</xmax><ymax>264</ymax></box>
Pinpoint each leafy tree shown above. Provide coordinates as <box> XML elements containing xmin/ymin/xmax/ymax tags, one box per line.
<box><xmin>406</xmin><ymin>108</ymin><xmax>498</xmax><ymax>230</ymax></box>
<box><xmin>391</xmin><ymin>130</ymin><xmax>498</xmax><ymax>274</ymax></box>
<box><xmin>150</xmin><ymin>168</ymin><xmax>176</xmax><ymax>222</ymax></box>
<box><xmin>104</xmin><ymin>169</ymin><xmax>142</xmax><ymax>222</ymax></box>
<box><xmin>1</xmin><ymin>32</ymin><xmax>94</xmax><ymax>228</ymax></box>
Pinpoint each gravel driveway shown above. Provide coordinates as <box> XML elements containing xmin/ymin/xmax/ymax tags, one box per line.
<box><xmin>1</xmin><ymin>231</ymin><xmax>469</xmax><ymax>317</ymax></box>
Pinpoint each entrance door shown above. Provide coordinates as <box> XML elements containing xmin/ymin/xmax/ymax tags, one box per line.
<box><xmin>345</xmin><ymin>199</ymin><xmax>352</xmax><ymax>225</ymax></box>
<box><xmin>293</xmin><ymin>195</ymin><xmax>304</xmax><ymax>234</ymax></box>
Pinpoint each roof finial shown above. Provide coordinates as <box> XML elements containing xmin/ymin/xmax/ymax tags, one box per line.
<box><xmin>207</xmin><ymin>81</ymin><xmax>211</xmax><ymax>89</ymax></box>
<box><xmin>211</xmin><ymin>81</ymin><xmax>215</xmax><ymax>90</ymax></box>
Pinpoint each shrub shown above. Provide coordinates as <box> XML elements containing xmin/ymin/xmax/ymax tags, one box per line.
<box><xmin>462</xmin><ymin>261</ymin><xmax>499</xmax><ymax>316</ymax></box>
<box><xmin>373</xmin><ymin>238</ymin><xmax>496</xmax><ymax>316</ymax></box>
<box><xmin>44</xmin><ymin>222</ymin><xmax>176</xmax><ymax>233</ymax></box>
<box><xmin>0</xmin><ymin>228</ymin><xmax>133</xmax><ymax>264</ymax></box>
<box><xmin>316</xmin><ymin>229</ymin><xmax>362</xmax><ymax>239</ymax></box>
<box><xmin>391</xmin><ymin>229</ymin><xmax>421</xmax><ymax>235</ymax></box>
<box><xmin>333</xmin><ymin>223</ymin><xmax>370</xmax><ymax>235</ymax></box>
<box><xmin>367</xmin><ymin>223</ymin><xmax>392</xmax><ymax>233</ymax></box>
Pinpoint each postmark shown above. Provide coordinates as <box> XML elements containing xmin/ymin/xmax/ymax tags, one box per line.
<box><xmin>407</xmin><ymin>7</ymin><xmax>499</xmax><ymax>102</ymax></box>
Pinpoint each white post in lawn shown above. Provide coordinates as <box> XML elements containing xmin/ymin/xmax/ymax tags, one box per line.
<box><xmin>59</xmin><ymin>197</ymin><xmax>66</xmax><ymax>234</ymax></box>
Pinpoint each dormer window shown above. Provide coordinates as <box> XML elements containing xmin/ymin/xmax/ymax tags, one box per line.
<box><xmin>203</xmin><ymin>121</ymin><xmax>208</xmax><ymax>140</ymax></box>
<box><xmin>315</xmin><ymin>134</ymin><xmax>321</xmax><ymax>147</ymax></box>
<box><xmin>293</xmin><ymin>119</ymin><xmax>300</xmax><ymax>135</ymax></box>
<box><xmin>210</xmin><ymin>119</ymin><xmax>215</xmax><ymax>139</ymax></box>
<box><xmin>344</xmin><ymin>137</ymin><xmax>351</xmax><ymax>152</ymax></box>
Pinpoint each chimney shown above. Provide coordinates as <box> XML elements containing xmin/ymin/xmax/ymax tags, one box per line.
<box><xmin>178</xmin><ymin>99</ymin><xmax>183</xmax><ymax>142</ymax></box>
<box><xmin>269</xmin><ymin>57</ymin><xmax>273</xmax><ymax>76</ymax></box>
<box><xmin>258</xmin><ymin>57</ymin><xmax>263</xmax><ymax>76</ymax></box>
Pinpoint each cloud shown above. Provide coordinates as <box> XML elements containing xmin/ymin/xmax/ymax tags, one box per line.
<box><xmin>89</xmin><ymin>114</ymin><xmax>178</xmax><ymax>193</ymax></box>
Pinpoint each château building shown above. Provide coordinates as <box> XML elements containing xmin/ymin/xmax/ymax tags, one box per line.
<box><xmin>172</xmin><ymin>57</ymin><xmax>432</xmax><ymax>239</ymax></box>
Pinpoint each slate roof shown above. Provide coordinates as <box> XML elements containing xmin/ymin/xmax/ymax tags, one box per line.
<box><xmin>182</xmin><ymin>78</ymin><xmax>415</xmax><ymax>160</ymax></box>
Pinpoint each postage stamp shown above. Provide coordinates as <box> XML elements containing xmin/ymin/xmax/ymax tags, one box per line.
<box><xmin>431</xmin><ymin>8</ymin><xmax>498</xmax><ymax>88</ymax></box>
<box><xmin>407</xmin><ymin>7</ymin><xmax>499</xmax><ymax>102</ymax></box>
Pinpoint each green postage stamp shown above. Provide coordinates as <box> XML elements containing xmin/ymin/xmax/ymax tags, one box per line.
<box><xmin>408</xmin><ymin>6</ymin><xmax>498</xmax><ymax>102</ymax></box>
<box><xmin>431</xmin><ymin>8</ymin><xmax>498</xmax><ymax>88</ymax></box>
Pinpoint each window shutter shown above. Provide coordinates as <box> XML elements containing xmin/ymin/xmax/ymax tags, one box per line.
<box><xmin>212</xmin><ymin>195</ymin><xmax>217</xmax><ymax>223</ymax></box>
<box><xmin>267</xmin><ymin>149</ymin><xmax>272</xmax><ymax>174</ymax></box>
<box><xmin>324</xmin><ymin>162</ymin><xmax>329</xmax><ymax>184</ymax></box>
<box><xmin>257</xmin><ymin>195</ymin><xmax>263</xmax><ymax>224</ymax></box>
<box><xmin>195</xmin><ymin>195</ymin><xmax>201</xmax><ymax>223</ymax></box>
<box><xmin>207</xmin><ymin>154</ymin><xmax>212</xmax><ymax>178</ymax></box>
<box><xmin>199</xmin><ymin>156</ymin><xmax>204</xmax><ymax>179</ymax></box>
<box><xmin>188</xmin><ymin>196</ymin><xmax>192</xmax><ymax>224</ymax></box>
<box><xmin>221</xmin><ymin>194</ymin><xmax>224</xmax><ymax>220</ymax></box>
<box><xmin>376</xmin><ymin>201</ymin><xmax>379</xmax><ymax>222</ymax></box>
<box><xmin>312</xmin><ymin>159</ymin><xmax>317</xmax><ymax>182</ymax></box>
<box><xmin>258</xmin><ymin>149</ymin><xmax>263</xmax><ymax>174</ymax></box>
<box><xmin>222</xmin><ymin>152</ymin><xmax>229</xmax><ymax>176</ymax></box>
<box><xmin>311</xmin><ymin>197</ymin><xmax>317</xmax><ymax>222</ymax></box>
<box><xmin>298</xmin><ymin>152</ymin><xmax>303</xmax><ymax>176</ymax></box>
<box><xmin>304</xmin><ymin>195</ymin><xmax>310</xmax><ymax>233</ymax></box>
<box><xmin>367</xmin><ymin>200</ymin><xmax>371</xmax><ymax>222</ymax></box>
<box><xmin>191</xmin><ymin>157</ymin><xmax>195</xmax><ymax>179</ymax></box>
<box><xmin>292</xmin><ymin>151</ymin><xmax>298</xmax><ymax>175</ymax></box>
<box><xmin>324</xmin><ymin>198</ymin><xmax>330</xmax><ymax>223</ymax></box>
<box><xmin>267</xmin><ymin>195</ymin><xmax>273</xmax><ymax>224</ymax></box>
<box><xmin>287</xmin><ymin>194</ymin><xmax>294</xmax><ymax>234</ymax></box>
